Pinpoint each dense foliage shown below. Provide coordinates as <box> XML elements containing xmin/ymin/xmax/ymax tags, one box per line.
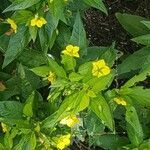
<box><xmin>0</xmin><ymin>0</ymin><xmax>150</xmax><ymax>149</ymax></box>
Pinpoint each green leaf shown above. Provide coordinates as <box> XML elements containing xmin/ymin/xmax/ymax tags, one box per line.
<box><xmin>18</xmin><ymin>49</ymin><xmax>47</xmax><ymax>67</ymax></box>
<box><xmin>12</xmin><ymin>10</ymin><xmax>33</xmax><ymax>24</ymax></box>
<box><xmin>70</xmin><ymin>12</ymin><xmax>87</xmax><ymax>55</ymax></box>
<box><xmin>0</xmin><ymin>23</ymin><xmax>9</xmax><ymax>36</ymax></box>
<box><xmin>90</xmin><ymin>95</ymin><xmax>114</xmax><ymax>130</ymax></box>
<box><xmin>4</xmin><ymin>132</ymin><xmax>13</xmax><ymax>149</ymax></box>
<box><xmin>0</xmin><ymin>34</ymin><xmax>10</xmax><ymax>53</ymax></box>
<box><xmin>0</xmin><ymin>101</ymin><xmax>23</xmax><ymax>119</ymax></box>
<box><xmin>125</xmin><ymin>87</ymin><xmax>150</xmax><ymax>106</ymax></box>
<box><xmin>18</xmin><ymin>68</ymin><xmax>43</xmax><ymax>100</ymax></box>
<box><xmin>29</xmin><ymin>26</ymin><xmax>37</xmax><ymax>42</ymax></box>
<box><xmin>84</xmin><ymin>46</ymin><xmax>118</xmax><ymax>67</ymax></box>
<box><xmin>48</xmin><ymin>0</ymin><xmax>66</xmax><ymax>23</ymax></box>
<box><xmin>0</xmin><ymin>118</ymin><xmax>30</xmax><ymax>128</ymax></box>
<box><xmin>69</xmin><ymin>72</ymin><xmax>83</xmax><ymax>82</ymax></box>
<box><xmin>0</xmin><ymin>77</ymin><xmax>21</xmax><ymax>101</ymax></box>
<box><xmin>75</xmin><ymin>92</ymin><xmax>90</xmax><ymax>113</ymax></box>
<box><xmin>83</xmin><ymin>0</ymin><xmax>107</xmax><ymax>14</ymax></box>
<box><xmin>30</xmin><ymin>66</ymin><xmax>51</xmax><ymax>77</ymax></box>
<box><xmin>116</xmin><ymin>13</ymin><xmax>150</xmax><ymax>37</ymax></box>
<box><xmin>0</xmin><ymin>143</ymin><xmax>4</xmax><ymax>150</ymax></box>
<box><xmin>138</xmin><ymin>139</ymin><xmax>150</xmax><ymax>150</ymax></box>
<box><xmin>91</xmin><ymin>134</ymin><xmax>128</xmax><ymax>150</ymax></box>
<box><xmin>47</xmin><ymin>57</ymin><xmax>66</xmax><ymax>78</ymax></box>
<box><xmin>3</xmin><ymin>0</ymin><xmax>41</xmax><ymax>12</ymax></box>
<box><xmin>61</xmin><ymin>55</ymin><xmax>76</xmax><ymax>71</ymax></box>
<box><xmin>84</xmin><ymin>111</ymin><xmax>105</xmax><ymax>136</ymax></box>
<box><xmin>126</xmin><ymin>106</ymin><xmax>143</xmax><ymax>146</ymax></box>
<box><xmin>122</xmin><ymin>66</ymin><xmax>150</xmax><ymax>88</ymax></box>
<box><xmin>0</xmin><ymin>72</ymin><xmax>11</xmax><ymax>81</ymax></box>
<box><xmin>132</xmin><ymin>34</ymin><xmax>150</xmax><ymax>45</ymax></box>
<box><xmin>87</xmin><ymin>71</ymin><xmax>115</xmax><ymax>94</ymax></box>
<box><xmin>39</xmin><ymin>12</ymin><xmax>58</xmax><ymax>53</ymax></box>
<box><xmin>42</xmin><ymin>90</ymin><xmax>90</xmax><ymax>129</ymax></box>
<box><xmin>3</xmin><ymin>26</ymin><xmax>29</xmax><ymax>68</ymax></box>
<box><xmin>99</xmin><ymin>46</ymin><xmax>118</xmax><ymax>67</ymax></box>
<box><xmin>23</xmin><ymin>92</ymin><xmax>35</xmax><ymax>117</ymax></box>
<box><xmin>142</xmin><ymin>20</ymin><xmax>150</xmax><ymax>30</ymax></box>
<box><xmin>117</xmin><ymin>46</ymin><xmax>150</xmax><ymax>75</ymax></box>
<box><xmin>78</xmin><ymin>62</ymin><xmax>92</xmax><ymax>76</ymax></box>
<box><xmin>13</xmin><ymin>132</ymin><xmax>36</xmax><ymax>150</ymax></box>
<box><xmin>54</xmin><ymin>23</ymin><xmax>72</xmax><ymax>50</ymax></box>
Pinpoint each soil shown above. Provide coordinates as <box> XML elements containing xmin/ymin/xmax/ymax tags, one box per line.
<box><xmin>84</xmin><ymin>0</ymin><xmax>150</xmax><ymax>54</ymax></box>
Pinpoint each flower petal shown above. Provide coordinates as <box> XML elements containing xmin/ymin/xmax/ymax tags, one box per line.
<box><xmin>66</xmin><ymin>45</ymin><xmax>74</xmax><ymax>51</ymax></box>
<box><xmin>101</xmin><ymin>66</ymin><xmax>110</xmax><ymax>75</ymax></box>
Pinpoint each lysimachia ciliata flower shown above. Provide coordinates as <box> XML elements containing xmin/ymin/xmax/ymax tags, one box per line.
<box><xmin>92</xmin><ymin>59</ymin><xmax>110</xmax><ymax>78</ymax></box>
<box><xmin>62</xmin><ymin>45</ymin><xmax>80</xmax><ymax>58</ymax></box>
<box><xmin>60</xmin><ymin>115</ymin><xmax>79</xmax><ymax>128</ymax></box>
<box><xmin>114</xmin><ymin>97</ymin><xmax>127</xmax><ymax>106</ymax></box>
<box><xmin>31</xmin><ymin>15</ymin><xmax>47</xmax><ymax>28</ymax></box>
<box><xmin>56</xmin><ymin>134</ymin><xmax>71</xmax><ymax>150</ymax></box>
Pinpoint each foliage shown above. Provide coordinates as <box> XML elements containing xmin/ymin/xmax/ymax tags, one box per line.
<box><xmin>0</xmin><ymin>0</ymin><xmax>150</xmax><ymax>150</ymax></box>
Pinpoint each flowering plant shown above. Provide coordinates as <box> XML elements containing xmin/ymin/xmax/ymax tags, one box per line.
<box><xmin>0</xmin><ymin>0</ymin><xmax>150</xmax><ymax>149</ymax></box>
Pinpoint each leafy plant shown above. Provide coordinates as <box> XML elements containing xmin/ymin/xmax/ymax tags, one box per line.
<box><xmin>0</xmin><ymin>0</ymin><xmax>150</xmax><ymax>150</ymax></box>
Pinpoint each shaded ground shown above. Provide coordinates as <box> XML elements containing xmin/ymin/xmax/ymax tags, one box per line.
<box><xmin>84</xmin><ymin>0</ymin><xmax>150</xmax><ymax>54</ymax></box>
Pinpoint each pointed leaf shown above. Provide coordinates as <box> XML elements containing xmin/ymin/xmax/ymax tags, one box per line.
<box><xmin>3</xmin><ymin>26</ymin><xmax>29</xmax><ymax>68</ymax></box>
<box><xmin>90</xmin><ymin>95</ymin><xmax>114</xmax><ymax>130</ymax></box>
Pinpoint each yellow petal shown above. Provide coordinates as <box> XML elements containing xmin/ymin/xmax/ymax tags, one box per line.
<box><xmin>97</xmin><ymin>59</ymin><xmax>106</xmax><ymax>67</ymax></box>
<box><xmin>1</xmin><ymin>123</ymin><xmax>8</xmax><ymax>133</ymax></box>
<box><xmin>63</xmin><ymin>138</ymin><xmax>70</xmax><ymax>145</ymax></box>
<box><xmin>114</xmin><ymin>98</ymin><xmax>127</xmax><ymax>106</ymax></box>
<box><xmin>65</xmin><ymin>134</ymin><xmax>71</xmax><ymax>139</ymax></box>
<box><xmin>72</xmin><ymin>52</ymin><xmax>79</xmax><ymax>58</ymax></box>
<box><xmin>92</xmin><ymin>59</ymin><xmax>111</xmax><ymax>78</ymax></box>
<box><xmin>36</xmin><ymin>19</ymin><xmax>43</xmax><ymax>28</ymax></box>
<box><xmin>121</xmin><ymin>101</ymin><xmax>127</xmax><ymax>106</ymax></box>
<box><xmin>60</xmin><ymin>117</ymin><xmax>68</xmax><ymax>125</ymax></box>
<box><xmin>62</xmin><ymin>45</ymin><xmax>80</xmax><ymax>57</ymax></box>
<box><xmin>7</xmin><ymin>18</ymin><xmax>17</xmax><ymax>33</ymax></box>
<box><xmin>73</xmin><ymin>46</ymin><xmax>79</xmax><ymax>52</ymax></box>
<box><xmin>40</xmin><ymin>17</ymin><xmax>47</xmax><ymax>24</ymax></box>
<box><xmin>31</xmin><ymin>18</ymin><xmax>37</xmax><ymax>26</ymax></box>
<box><xmin>56</xmin><ymin>134</ymin><xmax>71</xmax><ymax>149</ymax></box>
<box><xmin>101</xmin><ymin>66</ymin><xmax>111</xmax><ymax>75</ymax></box>
<box><xmin>66</xmin><ymin>45</ymin><xmax>74</xmax><ymax>51</ymax></box>
<box><xmin>62</xmin><ymin>50</ymin><xmax>71</xmax><ymax>56</ymax></box>
<box><xmin>57</xmin><ymin>142</ymin><xmax>65</xmax><ymax>150</ymax></box>
<box><xmin>60</xmin><ymin>115</ymin><xmax>79</xmax><ymax>128</ymax></box>
<box><xmin>47</xmin><ymin>71</ymin><xmax>55</xmax><ymax>83</ymax></box>
<box><xmin>67</xmin><ymin>116</ymin><xmax>79</xmax><ymax>127</ymax></box>
<box><xmin>7</xmin><ymin>18</ymin><xmax>12</xmax><ymax>24</ymax></box>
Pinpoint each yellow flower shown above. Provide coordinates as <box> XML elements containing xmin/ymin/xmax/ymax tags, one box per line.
<box><xmin>7</xmin><ymin>18</ymin><xmax>17</xmax><ymax>33</ymax></box>
<box><xmin>31</xmin><ymin>16</ymin><xmax>47</xmax><ymax>28</ymax></box>
<box><xmin>92</xmin><ymin>59</ymin><xmax>110</xmax><ymax>78</ymax></box>
<box><xmin>47</xmin><ymin>71</ymin><xmax>55</xmax><ymax>83</ymax></box>
<box><xmin>60</xmin><ymin>115</ymin><xmax>79</xmax><ymax>128</ymax></box>
<box><xmin>56</xmin><ymin>134</ymin><xmax>71</xmax><ymax>150</ymax></box>
<box><xmin>114</xmin><ymin>97</ymin><xmax>127</xmax><ymax>106</ymax></box>
<box><xmin>62</xmin><ymin>45</ymin><xmax>80</xmax><ymax>58</ymax></box>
